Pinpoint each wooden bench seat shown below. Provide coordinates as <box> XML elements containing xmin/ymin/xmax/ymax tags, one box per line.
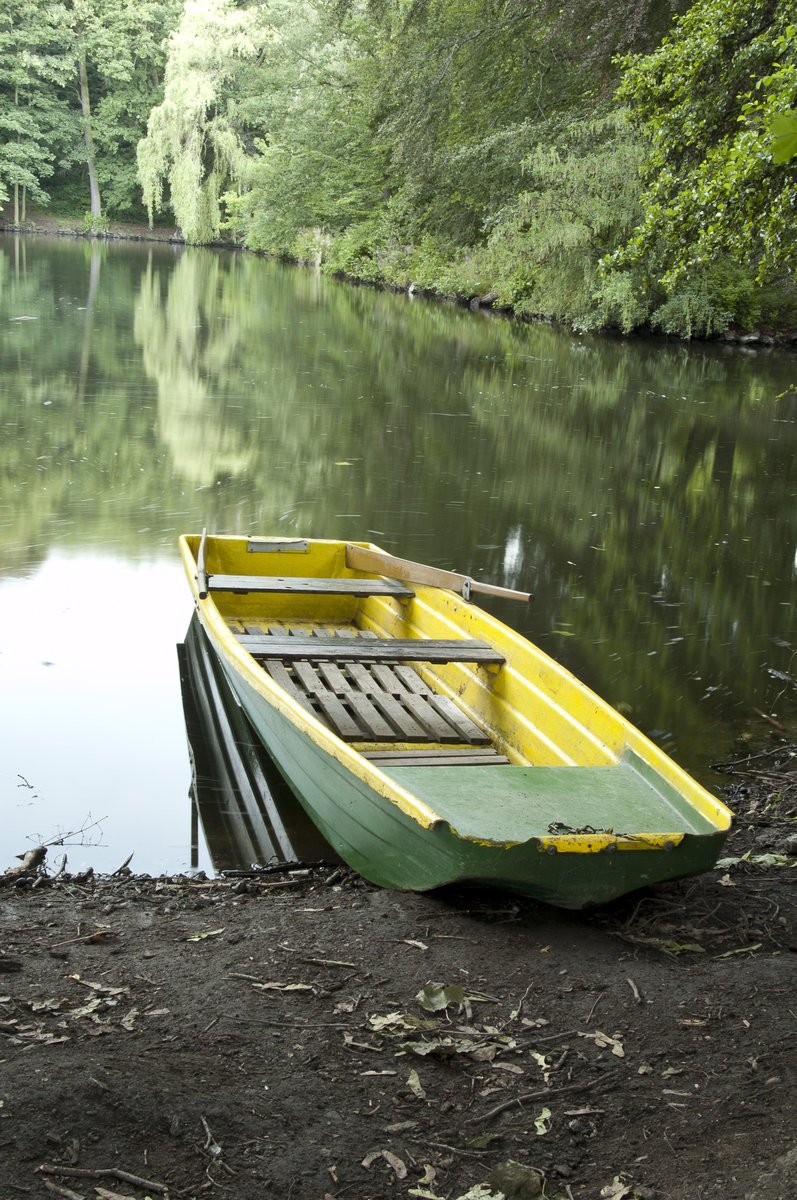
<box><xmin>237</xmin><ymin>634</ymin><xmax>504</xmax><ymax>665</ymax></box>
<box><xmin>208</xmin><ymin>574</ymin><xmax>414</xmax><ymax>597</ymax></box>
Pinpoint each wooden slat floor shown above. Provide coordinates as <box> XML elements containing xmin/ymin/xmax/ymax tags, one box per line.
<box><xmin>230</xmin><ymin>622</ymin><xmax>508</xmax><ymax>762</ymax></box>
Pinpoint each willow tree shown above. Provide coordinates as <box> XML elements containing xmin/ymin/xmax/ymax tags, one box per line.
<box><xmin>137</xmin><ymin>0</ymin><xmax>271</xmax><ymax>243</ymax></box>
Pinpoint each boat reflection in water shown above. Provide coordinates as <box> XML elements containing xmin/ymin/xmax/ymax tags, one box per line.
<box><xmin>178</xmin><ymin>614</ymin><xmax>336</xmax><ymax>873</ymax></box>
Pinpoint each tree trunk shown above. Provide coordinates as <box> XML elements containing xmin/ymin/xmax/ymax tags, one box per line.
<box><xmin>78</xmin><ymin>44</ymin><xmax>102</xmax><ymax>219</ymax></box>
<box><xmin>13</xmin><ymin>86</ymin><xmax>20</xmax><ymax>225</ymax></box>
<box><xmin>21</xmin><ymin>185</ymin><xmax>26</xmax><ymax>223</ymax></box>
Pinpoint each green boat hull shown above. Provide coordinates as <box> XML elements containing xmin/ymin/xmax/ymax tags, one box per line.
<box><xmin>219</xmin><ymin>658</ymin><xmax>727</xmax><ymax>909</ymax></box>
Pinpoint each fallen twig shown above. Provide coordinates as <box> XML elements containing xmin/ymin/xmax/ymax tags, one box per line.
<box><xmin>468</xmin><ymin>1070</ymin><xmax>620</xmax><ymax>1125</ymax></box>
<box><xmin>753</xmin><ymin>707</ymin><xmax>786</xmax><ymax>732</ymax></box>
<box><xmin>627</xmin><ymin>977</ymin><xmax>643</xmax><ymax>1005</ymax></box>
<box><xmin>37</xmin><ymin>1165</ymin><xmax>168</xmax><ymax>1194</ymax></box>
<box><xmin>42</xmin><ymin>1180</ymin><xmax>85</xmax><ymax>1199</ymax></box>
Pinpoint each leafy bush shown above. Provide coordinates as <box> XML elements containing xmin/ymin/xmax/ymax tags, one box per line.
<box><xmin>80</xmin><ymin>210</ymin><xmax>110</xmax><ymax>235</ymax></box>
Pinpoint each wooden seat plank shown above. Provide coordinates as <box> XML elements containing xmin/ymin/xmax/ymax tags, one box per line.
<box><xmin>240</xmin><ymin>634</ymin><xmax>503</xmax><ymax>664</ymax></box>
<box><xmin>209</xmin><ymin>574</ymin><xmax>413</xmax><ymax>597</ymax></box>
<box><xmin>364</xmin><ymin>751</ymin><xmax>510</xmax><ymax>767</ymax></box>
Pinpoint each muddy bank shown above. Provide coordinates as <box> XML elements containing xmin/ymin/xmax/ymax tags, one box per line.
<box><xmin>2</xmin><ymin>742</ymin><xmax>796</xmax><ymax>1200</ymax></box>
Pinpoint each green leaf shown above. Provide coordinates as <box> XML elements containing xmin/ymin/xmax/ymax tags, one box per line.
<box><xmin>770</xmin><ymin>111</ymin><xmax>797</xmax><ymax>163</ymax></box>
<box><xmin>416</xmin><ymin>981</ymin><xmax>470</xmax><ymax>1015</ymax></box>
<box><xmin>534</xmin><ymin>1105</ymin><xmax>552</xmax><ymax>1135</ymax></box>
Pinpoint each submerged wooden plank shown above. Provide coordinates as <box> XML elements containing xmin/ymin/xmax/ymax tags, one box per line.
<box><xmin>344</xmin><ymin>691</ymin><xmax>400</xmax><ymax>740</ymax></box>
<box><xmin>399</xmin><ymin>693</ymin><xmax>462</xmax><ymax>743</ymax></box>
<box><xmin>262</xmin><ymin>661</ymin><xmax>319</xmax><ymax>719</ymax></box>
<box><xmin>364</xmin><ymin>690</ymin><xmax>429</xmax><ymax>741</ymax></box>
<box><xmin>425</xmin><ymin>695</ymin><xmax>491</xmax><ymax>744</ymax></box>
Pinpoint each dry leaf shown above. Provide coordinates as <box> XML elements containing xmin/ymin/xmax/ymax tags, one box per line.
<box><xmin>68</xmin><ymin>976</ymin><xmax>127</xmax><ymax>996</ymax></box>
<box><xmin>580</xmin><ymin>1030</ymin><xmax>625</xmax><ymax>1057</ymax></box>
<box><xmin>361</xmin><ymin>1149</ymin><xmax>408</xmax><ymax>1178</ymax></box>
<box><xmin>120</xmin><ymin>1007</ymin><xmax>139</xmax><ymax>1031</ymax></box>
<box><xmin>407</xmin><ymin>1068</ymin><xmax>426</xmax><ymax>1099</ymax></box>
<box><xmin>382</xmin><ymin>1150</ymin><xmax>407</xmax><ymax>1179</ymax></box>
<box><xmin>251</xmin><ymin>981</ymin><xmax>315</xmax><ymax>993</ymax></box>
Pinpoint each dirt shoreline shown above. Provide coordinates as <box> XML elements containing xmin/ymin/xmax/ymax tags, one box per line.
<box><xmin>0</xmin><ymin>213</ymin><xmax>188</xmax><ymax>244</ymax></box>
<box><xmin>2</xmin><ymin>743</ymin><xmax>796</xmax><ymax>1200</ymax></box>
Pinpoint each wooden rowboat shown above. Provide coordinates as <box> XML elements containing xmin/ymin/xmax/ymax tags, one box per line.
<box><xmin>179</xmin><ymin>532</ymin><xmax>732</xmax><ymax>908</ymax></box>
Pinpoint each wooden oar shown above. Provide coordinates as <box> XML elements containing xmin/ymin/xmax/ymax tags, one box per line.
<box><xmin>196</xmin><ymin>527</ymin><xmax>209</xmax><ymax>599</ymax></box>
<box><xmin>345</xmin><ymin>543</ymin><xmax>532</xmax><ymax>603</ymax></box>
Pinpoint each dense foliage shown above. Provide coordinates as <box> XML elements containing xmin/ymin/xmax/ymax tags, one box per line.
<box><xmin>608</xmin><ymin>0</ymin><xmax>797</xmax><ymax>333</ymax></box>
<box><xmin>1</xmin><ymin>0</ymin><xmax>795</xmax><ymax>336</ymax></box>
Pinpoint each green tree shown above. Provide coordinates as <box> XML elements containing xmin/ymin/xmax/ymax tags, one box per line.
<box><xmin>608</xmin><ymin>0</ymin><xmax>797</xmax><ymax>294</ymax></box>
<box><xmin>0</xmin><ymin>0</ymin><xmax>75</xmax><ymax>221</ymax></box>
<box><xmin>240</xmin><ymin>1</ymin><xmax>390</xmax><ymax>256</ymax></box>
<box><xmin>39</xmin><ymin>0</ymin><xmax>181</xmax><ymax>222</ymax></box>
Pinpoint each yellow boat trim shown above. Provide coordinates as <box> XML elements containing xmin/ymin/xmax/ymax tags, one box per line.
<box><xmin>535</xmin><ymin>832</ymin><xmax>685</xmax><ymax>853</ymax></box>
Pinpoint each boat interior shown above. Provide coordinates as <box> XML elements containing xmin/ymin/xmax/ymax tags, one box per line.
<box><xmin>184</xmin><ymin>533</ymin><xmax>727</xmax><ymax>841</ymax></box>
<box><xmin>193</xmin><ymin>533</ymin><xmax>515</xmax><ymax>769</ymax></box>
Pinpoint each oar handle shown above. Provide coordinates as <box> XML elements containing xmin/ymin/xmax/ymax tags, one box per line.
<box><xmin>345</xmin><ymin>544</ymin><xmax>532</xmax><ymax>603</ymax></box>
<box><xmin>467</xmin><ymin>578</ymin><xmax>533</xmax><ymax>603</ymax></box>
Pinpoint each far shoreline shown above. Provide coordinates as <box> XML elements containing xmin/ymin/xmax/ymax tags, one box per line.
<box><xmin>3</xmin><ymin>212</ymin><xmax>796</xmax><ymax>351</ymax></box>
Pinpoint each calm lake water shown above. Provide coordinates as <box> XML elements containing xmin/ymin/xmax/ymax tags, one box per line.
<box><xmin>1</xmin><ymin>233</ymin><xmax>795</xmax><ymax>874</ymax></box>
